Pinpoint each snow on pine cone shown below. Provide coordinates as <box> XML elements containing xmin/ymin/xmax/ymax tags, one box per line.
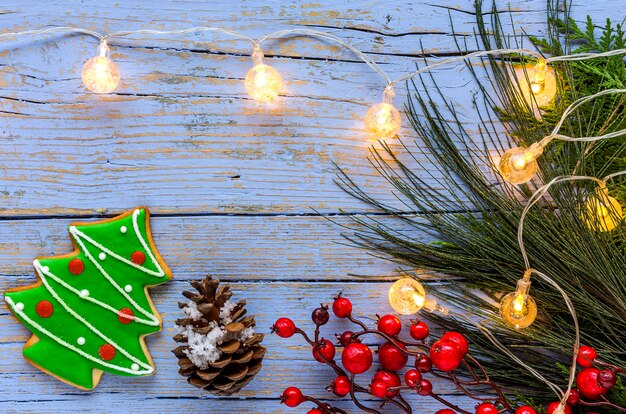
<box><xmin>172</xmin><ymin>275</ymin><xmax>265</xmax><ymax>395</ymax></box>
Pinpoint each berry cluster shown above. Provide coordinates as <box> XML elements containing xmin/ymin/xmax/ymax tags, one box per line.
<box><xmin>271</xmin><ymin>293</ymin><xmax>540</xmax><ymax>414</ymax></box>
<box><xmin>547</xmin><ymin>345</ymin><xmax>625</xmax><ymax>413</ymax></box>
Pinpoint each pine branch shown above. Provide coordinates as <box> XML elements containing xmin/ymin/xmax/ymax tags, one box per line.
<box><xmin>335</xmin><ymin>0</ymin><xmax>626</xmax><ymax>403</ymax></box>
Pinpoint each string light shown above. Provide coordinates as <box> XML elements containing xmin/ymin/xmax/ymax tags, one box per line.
<box><xmin>504</xmin><ymin>174</ymin><xmax>624</xmax><ymax>332</ymax></box>
<box><xmin>81</xmin><ymin>40</ymin><xmax>120</xmax><ymax>94</ymax></box>
<box><xmin>516</xmin><ymin>58</ymin><xmax>557</xmax><ymax>107</ymax></box>
<box><xmin>497</xmin><ymin>142</ymin><xmax>545</xmax><ymax>185</ymax></box>
<box><xmin>500</xmin><ymin>270</ymin><xmax>537</xmax><ymax>329</ymax></box>
<box><xmin>365</xmin><ymin>85</ymin><xmax>401</xmax><ymax>139</ymax></box>
<box><xmin>583</xmin><ymin>175</ymin><xmax>625</xmax><ymax>231</ymax></box>
<box><xmin>498</xmin><ymin>89</ymin><xmax>626</xmax><ymax>184</ymax></box>
<box><xmin>245</xmin><ymin>44</ymin><xmax>282</xmax><ymax>103</ymax></box>
<box><xmin>388</xmin><ymin>277</ymin><xmax>448</xmax><ymax>316</ymax></box>
<box><xmin>2</xmin><ymin>27</ymin><xmax>626</xmax><ymax>147</ymax></box>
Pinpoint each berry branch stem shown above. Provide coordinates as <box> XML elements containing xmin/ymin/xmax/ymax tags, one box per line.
<box><xmin>274</xmin><ymin>294</ymin><xmax>533</xmax><ymax>414</ymax></box>
<box><xmin>578</xmin><ymin>396</ymin><xmax>626</xmax><ymax>412</ymax></box>
<box><xmin>349</xmin><ymin>374</ymin><xmax>382</xmax><ymax>414</ymax></box>
<box><xmin>428</xmin><ymin>392</ymin><xmax>473</xmax><ymax>414</ymax></box>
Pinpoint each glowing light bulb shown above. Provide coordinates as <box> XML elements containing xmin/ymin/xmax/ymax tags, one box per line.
<box><xmin>365</xmin><ymin>86</ymin><xmax>401</xmax><ymax>139</ymax></box>
<box><xmin>500</xmin><ymin>276</ymin><xmax>537</xmax><ymax>329</ymax></box>
<box><xmin>245</xmin><ymin>45</ymin><xmax>282</xmax><ymax>103</ymax></box>
<box><xmin>498</xmin><ymin>144</ymin><xmax>544</xmax><ymax>184</ymax></box>
<box><xmin>81</xmin><ymin>41</ymin><xmax>120</xmax><ymax>94</ymax></box>
<box><xmin>529</xmin><ymin>59</ymin><xmax>547</xmax><ymax>94</ymax></box>
<box><xmin>584</xmin><ymin>187</ymin><xmax>623</xmax><ymax>231</ymax></box>
<box><xmin>515</xmin><ymin>58</ymin><xmax>557</xmax><ymax>108</ymax></box>
<box><xmin>388</xmin><ymin>278</ymin><xmax>448</xmax><ymax>316</ymax></box>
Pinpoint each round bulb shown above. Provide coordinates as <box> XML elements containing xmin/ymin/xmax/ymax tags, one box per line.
<box><xmin>584</xmin><ymin>190</ymin><xmax>623</xmax><ymax>232</ymax></box>
<box><xmin>365</xmin><ymin>102</ymin><xmax>401</xmax><ymax>139</ymax></box>
<box><xmin>500</xmin><ymin>291</ymin><xmax>537</xmax><ymax>329</ymax></box>
<box><xmin>514</xmin><ymin>63</ymin><xmax>557</xmax><ymax>108</ymax></box>
<box><xmin>498</xmin><ymin>147</ymin><xmax>538</xmax><ymax>184</ymax></box>
<box><xmin>82</xmin><ymin>56</ymin><xmax>120</xmax><ymax>94</ymax></box>
<box><xmin>245</xmin><ymin>64</ymin><xmax>282</xmax><ymax>103</ymax></box>
<box><xmin>388</xmin><ymin>278</ymin><xmax>426</xmax><ymax>315</ymax></box>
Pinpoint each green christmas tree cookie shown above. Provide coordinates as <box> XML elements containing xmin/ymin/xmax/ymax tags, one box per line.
<box><xmin>4</xmin><ymin>207</ymin><xmax>172</xmax><ymax>390</ymax></box>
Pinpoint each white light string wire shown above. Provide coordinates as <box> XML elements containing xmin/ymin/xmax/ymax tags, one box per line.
<box><xmin>0</xmin><ymin>26</ymin><xmax>104</xmax><ymax>42</ymax></box>
<box><xmin>2</xmin><ymin>24</ymin><xmax>626</xmax><ymax>140</ymax></box>
<box><xmin>1</xmin><ymin>25</ymin><xmax>626</xmax><ymax>92</ymax></box>
<box><xmin>510</xmin><ymin>171</ymin><xmax>626</xmax><ymax>411</ymax></box>
<box><xmin>542</xmin><ymin>88</ymin><xmax>626</xmax><ymax>144</ymax></box>
<box><xmin>453</xmin><ymin>307</ymin><xmax>565</xmax><ymax>398</ymax></box>
<box><xmin>518</xmin><ymin>172</ymin><xmax>626</xmax><ymax>269</ymax></box>
<box><xmin>256</xmin><ymin>28</ymin><xmax>392</xmax><ymax>85</ymax></box>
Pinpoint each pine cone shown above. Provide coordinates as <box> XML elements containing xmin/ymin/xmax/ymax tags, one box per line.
<box><xmin>172</xmin><ymin>275</ymin><xmax>265</xmax><ymax>396</ymax></box>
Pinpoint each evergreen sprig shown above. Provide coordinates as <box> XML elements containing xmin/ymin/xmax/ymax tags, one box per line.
<box><xmin>335</xmin><ymin>0</ymin><xmax>626</xmax><ymax>405</ymax></box>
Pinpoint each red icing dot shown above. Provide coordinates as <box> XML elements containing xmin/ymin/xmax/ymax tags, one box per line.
<box><xmin>99</xmin><ymin>344</ymin><xmax>116</xmax><ymax>361</ymax></box>
<box><xmin>35</xmin><ymin>300</ymin><xmax>54</xmax><ymax>318</ymax></box>
<box><xmin>118</xmin><ymin>308</ymin><xmax>135</xmax><ymax>324</ymax></box>
<box><xmin>68</xmin><ymin>258</ymin><xmax>85</xmax><ymax>275</ymax></box>
<box><xmin>130</xmin><ymin>251</ymin><xmax>146</xmax><ymax>265</ymax></box>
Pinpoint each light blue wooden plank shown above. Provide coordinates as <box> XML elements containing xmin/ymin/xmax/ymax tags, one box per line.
<box><xmin>0</xmin><ymin>0</ymin><xmax>577</xmax><ymax>216</ymax></box>
<box><xmin>0</xmin><ymin>215</ymin><xmax>436</xmax><ymax>281</ymax></box>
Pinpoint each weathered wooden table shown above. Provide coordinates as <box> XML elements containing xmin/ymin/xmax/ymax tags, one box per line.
<box><xmin>0</xmin><ymin>1</ymin><xmax>607</xmax><ymax>412</ymax></box>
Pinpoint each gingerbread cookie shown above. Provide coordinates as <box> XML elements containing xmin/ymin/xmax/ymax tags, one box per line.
<box><xmin>4</xmin><ymin>207</ymin><xmax>172</xmax><ymax>390</ymax></box>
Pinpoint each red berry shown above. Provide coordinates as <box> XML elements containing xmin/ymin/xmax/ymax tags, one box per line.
<box><xmin>515</xmin><ymin>406</ymin><xmax>537</xmax><ymax>414</ymax></box>
<box><xmin>342</xmin><ymin>342</ymin><xmax>373</xmax><ymax>374</ymax></box>
<box><xmin>576</xmin><ymin>368</ymin><xmax>606</xmax><ymax>399</ymax></box>
<box><xmin>566</xmin><ymin>389</ymin><xmax>580</xmax><ymax>406</ymax></box>
<box><xmin>417</xmin><ymin>379</ymin><xmax>432</xmax><ymax>396</ymax></box>
<box><xmin>281</xmin><ymin>387</ymin><xmax>305</xmax><ymax>407</ymax></box>
<box><xmin>379</xmin><ymin>341</ymin><xmax>408</xmax><ymax>371</ymax></box>
<box><xmin>415</xmin><ymin>354</ymin><xmax>432</xmax><ymax>373</ymax></box>
<box><xmin>576</xmin><ymin>368</ymin><xmax>607</xmax><ymax>400</ymax></box>
<box><xmin>546</xmin><ymin>402</ymin><xmax>572</xmax><ymax>414</ymax></box>
<box><xmin>410</xmin><ymin>320</ymin><xmax>429</xmax><ymax>340</ymax></box>
<box><xmin>331</xmin><ymin>375</ymin><xmax>351</xmax><ymax>397</ymax></box>
<box><xmin>307</xmin><ymin>410</ymin><xmax>324</xmax><ymax>414</ymax></box>
<box><xmin>430</xmin><ymin>339</ymin><xmax>463</xmax><ymax>372</ymax></box>
<box><xmin>372</xmin><ymin>370</ymin><xmax>401</xmax><ymax>397</ymax></box>
<box><xmin>576</xmin><ymin>346</ymin><xmax>597</xmax><ymax>368</ymax></box>
<box><xmin>272</xmin><ymin>318</ymin><xmax>296</xmax><ymax>338</ymax></box>
<box><xmin>476</xmin><ymin>403</ymin><xmax>498</xmax><ymax>414</ymax></box>
<box><xmin>337</xmin><ymin>330</ymin><xmax>359</xmax><ymax>347</ymax></box>
<box><xmin>404</xmin><ymin>369</ymin><xmax>422</xmax><ymax>387</ymax></box>
<box><xmin>597</xmin><ymin>369</ymin><xmax>617</xmax><ymax>389</ymax></box>
<box><xmin>441</xmin><ymin>331</ymin><xmax>469</xmax><ymax>355</ymax></box>
<box><xmin>312</xmin><ymin>304</ymin><xmax>330</xmax><ymax>326</ymax></box>
<box><xmin>377</xmin><ymin>314</ymin><xmax>402</xmax><ymax>336</ymax></box>
<box><xmin>332</xmin><ymin>294</ymin><xmax>352</xmax><ymax>318</ymax></box>
<box><xmin>436</xmin><ymin>410</ymin><xmax>456</xmax><ymax>414</ymax></box>
<box><xmin>312</xmin><ymin>338</ymin><xmax>336</xmax><ymax>363</ymax></box>
<box><xmin>370</xmin><ymin>381</ymin><xmax>388</xmax><ymax>398</ymax></box>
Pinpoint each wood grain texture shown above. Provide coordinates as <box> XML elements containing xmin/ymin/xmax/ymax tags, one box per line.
<box><xmin>0</xmin><ymin>0</ymin><xmax>605</xmax><ymax>412</ymax></box>
<box><xmin>0</xmin><ymin>0</ymin><xmax>596</xmax><ymax>216</ymax></box>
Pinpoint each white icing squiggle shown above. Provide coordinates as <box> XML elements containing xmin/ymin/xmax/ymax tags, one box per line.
<box><xmin>34</xmin><ymin>261</ymin><xmax>159</xmax><ymax>327</ymax></box>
